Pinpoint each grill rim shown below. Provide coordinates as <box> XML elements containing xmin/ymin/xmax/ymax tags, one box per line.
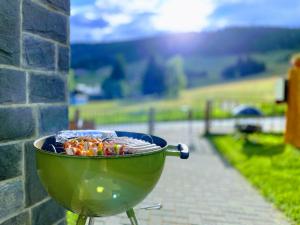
<box><xmin>34</xmin><ymin>131</ymin><xmax>167</xmax><ymax>159</ymax></box>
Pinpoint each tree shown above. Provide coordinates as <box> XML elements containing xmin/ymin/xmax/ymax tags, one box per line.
<box><xmin>102</xmin><ymin>55</ymin><xmax>127</xmax><ymax>99</ymax></box>
<box><xmin>102</xmin><ymin>78</ymin><xmax>127</xmax><ymax>99</ymax></box>
<box><xmin>142</xmin><ymin>56</ymin><xmax>166</xmax><ymax>96</ymax></box>
<box><xmin>221</xmin><ymin>55</ymin><xmax>266</xmax><ymax>80</ymax></box>
<box><xmin>68</xmin><ymin>69</ymin><xmax>76</xmax><ymax>92</ymax></box>
<box><xmin>165</xmin><ymin>55</ymin><xmax>187</xmax><ymax>97</ymax></box>
<box><xmin>221</xmin><ymin>65</ymin><xmax>237</xmax><ymax>80</ymax></box>
<box><xmin>111</xmin><ymin>54</ymin><xmax>126</xmax><ymax>80</ymax></box>
<box><xmin>237</xmin><ymin>56</ymin><xmax>266</xmax><ymax>77</ymax></box>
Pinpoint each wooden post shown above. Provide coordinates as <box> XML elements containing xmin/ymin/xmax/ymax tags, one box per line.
<box><xmin>69</xmin><ymin>109</ymin><xmax>80</xmax><ymax>130</ymax></box>
<box><xmin>188</xmin><ymin>108</ymin><xmax>195</xmax><ymax>150</ymax></box>
<box><xmin>204</xmin><ymin>100</ymin><xmax>212</xmax><ymax>136</ymax></box>
<box><xmin>74</xmin><ymin>109</ymin><xmax>80</xmax><ymax>129</ymax></box>
<box><xmin>148</xmin><ymin>107</ymin><xmax>155</xmax><ymax>135</ymax></box>
<box><xmin>285</xmin><ymin>55</ymin><xmax>300</xmax><ymax>147</ymax></box>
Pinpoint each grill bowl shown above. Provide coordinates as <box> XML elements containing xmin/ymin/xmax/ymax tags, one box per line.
<box><xmin>33</xmin><ymin>131</ymin><xmax>188</xmax><ymax>217</ymax></box>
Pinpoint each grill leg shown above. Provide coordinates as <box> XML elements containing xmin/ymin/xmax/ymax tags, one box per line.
<box><xmin>88</xmin><ymin>217</ymin><xmax>95</xmax><ymax>225</ymax></box>
<box><xmin>76</xmin><ymin>215</ymin><xmax>87</xmax><ymax>225</ymax></box>
<box><xmin>126</xmin><ymin>208</ymin><xmax>139</xmax><ymax>225</ymax></box>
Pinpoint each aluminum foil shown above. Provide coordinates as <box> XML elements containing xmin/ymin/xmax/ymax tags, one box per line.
<box><xmin>55</xmin><ymin>130</ymin><xmax>117</xmax><ymax>143</ymax></box>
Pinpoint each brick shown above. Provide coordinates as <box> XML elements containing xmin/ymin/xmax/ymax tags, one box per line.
<box><xmin>0</xmin><ymin>179</ymin><xmax>24</xmax><ymax>218</ymax></box>
<box><xmin>58</xmin><ymin>46</ymin><xmax>69</xmax><ymax>72</ymax></box>
<box><xmin>23</xmin><ymin>35</ymin><xmax>55</xmax><ymax>70</ymax></box>
<box><xmin>0</xmin><ymin>143</ymin><xmax>22</xmax><ymax>181</ymax></box>
<box><xmin>29</xmin><ymin>73</ymin><xmax>66</xmax><ymax>103</ymax></box>
<box><xmin>0</xmin><ymin>0</ymin><xmax>20</xmax><ymax>66</ymax></box>
<box><xmin>24</xmin><ymin>141</ymin><xmax>48</xmax><ymax>207</ymax></box>
<box><xmin>0</xmin><ymin>107</ymin><xmax>35</xmax><ymax>142</ymax></box>
<box><xmin>31</xmin><ymin>199</ymin><xmax>65</xmax><ymax>225</ymax></box>
<box><xmin>23</xmin><ymin>0</ymin><xmax>68</xmax><ymax>44</ymax></box>
<box><xmin>38</xmin><ymin>0</ymin><xmax>70</xmax><ymax>14</ymax></box>
<box><xmin>0</xmin><ymin>69</ymin><xmax>26</xmax><ymax>104</ymax></box>
<box><xmin>38</xmin><ymin>106</ymin><xmax>68</xmax><ymax>135</ymax></box>
<box><xmin>1</xmin><ymin>211</ymin><xmax>30</xmax><ymax>225</ymax></box>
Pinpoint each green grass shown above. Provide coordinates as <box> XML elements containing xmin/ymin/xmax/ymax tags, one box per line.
<box><xmin>70</xmin><ymin>76</ymin><xmax>286</xmax><ymax>124</ymax></box>
<box><xmin>66</xmin><ymin>211</ymin><xmax>78</xmax><ymax>225</ymax></box>
<box><xmin>208</xmin><ymin>133</ymin><xmax>300</xmax><ymax>225</ymax></box>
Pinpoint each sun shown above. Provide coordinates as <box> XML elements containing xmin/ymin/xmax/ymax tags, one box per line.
<box><xmin>152</xmin><ymin>0</ymin><xmax>215</xmax><ymax>32</ymax></box>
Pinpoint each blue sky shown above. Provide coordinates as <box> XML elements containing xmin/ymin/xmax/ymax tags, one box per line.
<box><xmin>71</xmin><ymin>0</ymin><xmax>300</xmax><ymax>43</ymax></box>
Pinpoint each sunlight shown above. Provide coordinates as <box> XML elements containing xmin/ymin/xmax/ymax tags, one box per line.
<box><xmin>152</xmin><ymin>0</ymin><xmax>215</xmax><ymax>32</ymax></box>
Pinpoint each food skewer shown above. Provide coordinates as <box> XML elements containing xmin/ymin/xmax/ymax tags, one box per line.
<box><xmin>60</xmin><ymin>136</ymin><xmax>161</xmax><ymax>156</ymax></box>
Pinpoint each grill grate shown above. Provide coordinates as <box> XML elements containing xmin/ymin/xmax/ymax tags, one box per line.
<box><xmin>101</xmin><ymin>137</ymin><xmax>161</xmax><ymax>153</ymax></box>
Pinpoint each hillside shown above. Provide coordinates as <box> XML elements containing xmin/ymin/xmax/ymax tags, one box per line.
<box><xmin>70</xmin><ymin>76</ymin><xmax>286</xmax><ymax>125</ymax></box>
<box><xmin>72</xmin><ymin>49</ymin><xmax>294</xmax><ymax>90</ymax></box>
<box><xmin>71</xmin><ymin>27</ymin><xmax>300</xmax><ymax>70</ymax></box>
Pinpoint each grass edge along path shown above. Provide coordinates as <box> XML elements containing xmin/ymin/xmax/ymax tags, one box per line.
<box><xmin>208</xmin><ymin>134</ymin><xmax>300</xmax><ymax>225</ymax></box>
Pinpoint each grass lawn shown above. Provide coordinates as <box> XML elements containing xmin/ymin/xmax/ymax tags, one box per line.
<box><xmin>66</xmin><ymin>211</ymin><xmax>78</xmax><ymax>225</ymax></box>
<box><xmin>70</xmin><ymin>76</ymin><xmax>286</xmax><ymax>124</ymax></box>
<box><xmin>208</xmin><ymin>133</ymin><xmax>300</xmax><ymax>225</ymax></box>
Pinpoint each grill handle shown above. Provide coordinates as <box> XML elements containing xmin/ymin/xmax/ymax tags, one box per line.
<box><xmin>166</xmin><ymin>144</ymin><xmax>189</xmax><ymax>159</ymax></box>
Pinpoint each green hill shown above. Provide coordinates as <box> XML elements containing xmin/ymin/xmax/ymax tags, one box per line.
<box><xmin>71</xmin><ymin>27</ymin><xmax>300</xmax><ymax>89</ymax></box>
<box><xmin>71</xmin><ymin>27</ymin><xmax>300</xmax><ymax>70</ymax></box>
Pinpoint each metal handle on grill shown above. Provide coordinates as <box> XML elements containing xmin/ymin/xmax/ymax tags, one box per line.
<box><xmin>166</xmin><ymin>144</ymin><xmax>189</xmax><ymax>159</ymax></box>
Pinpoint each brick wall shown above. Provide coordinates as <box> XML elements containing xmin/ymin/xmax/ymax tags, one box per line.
<box><xmin>0</xmin><ymin>0</ymin><xmax>70</xmax><ymax>224</ymax></box>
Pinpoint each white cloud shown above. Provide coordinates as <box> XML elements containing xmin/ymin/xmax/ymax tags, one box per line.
<box><xmin>70</xmin><ymin>0</ymin><xmax>300</xmax><ymax>42</ymax></box>
<box><xmin>90</xmin><ymin>27</ymin><xmax>114</xmax><ymax>41</ymax></box>
<box><xmin>102</xmin><ymin>14</ymin><xmax>132</xmax><ymax>27</ymax></box>
<box><xmin>95</xmin><ymin>0</ymin><xmax>161</xmax><ymax>14</ymax></box>
<box><xmin>71</xmin><ymin>5</ymin><xmax>94</xmax><ymax>16</ymax></box>
<box><xmin>152</xmin><ymin>0</ymin><xmax>216</xmax><ymax>32</ymax></box>
<box><xmin>84</xmin><ymin>11</ymin><xmax>99</xmax><ymax>20</ymax></box>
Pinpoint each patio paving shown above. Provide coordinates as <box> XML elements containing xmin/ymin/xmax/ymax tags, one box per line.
<box><xmin>94</xmin><ymin>126</ymin><xmax>290</xmax><ymax>225</ymax></box>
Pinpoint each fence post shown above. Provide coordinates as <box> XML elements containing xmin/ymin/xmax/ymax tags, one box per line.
<box><xmin>204</xmin><ymin>100</ymin><xmax>212</xmax><ymax>136</ymax></box>
<box><xmin>74</xmin><ymin>109</ymin><xmax>80</xmax><ymax>129</ymax></box>
<box><xmin>188</xmin><ymin>108</ymin><xmax>195</xmax><ymax>149</ymax></box>
<box><xmin>148</xmin><ymin>107</ymin><xmax>155</xmax><ymax>135</ymax></box>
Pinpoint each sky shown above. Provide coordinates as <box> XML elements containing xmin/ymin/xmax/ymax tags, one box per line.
<box><xmin>71</xmin><ymin>0</ymin><xmax>300</xmax><ymax>43</ymax></box>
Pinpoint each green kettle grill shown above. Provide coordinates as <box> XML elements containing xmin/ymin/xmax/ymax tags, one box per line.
<box><xmin>34</xmin><ymin>131</ymin><xmax>189</xmax><ymax>225</ymax></box>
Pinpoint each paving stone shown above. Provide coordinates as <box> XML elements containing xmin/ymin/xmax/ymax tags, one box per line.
<box><xmin>1</xmin><ymin>211</ymin><xmax>30</xmax><ymax>225</ymax></box>
<box><xmin>38</xmin><ymin>0</ymin><xmax>70</xmax><ymax>14</ymax></box>
<box><xmin>0</xmin><ymin>179</ymin><xmax>24</xmax><ymax>219</ymax></box>
<box><xmin>23</xmin><ymin>35</ymin><xmax>55</xmax><ymax>70</ymax></box>
<box><xmin>58</xmin><ymin>46</ymin><xmax>69</xmax><ymax>72</ymax></box>
<box><xmin>31</xmin><ymin>199</ymin><xmax>65</xmax><ymax>225</ymax></box>
<box><xmin>38</xmin><ymin>105</ymin><xmax>68</xmax><ymax>135</ymax></box>
<box><xmin>56</xmin><ymin>219</ymin><xmax>67</xmax><ymax>225</ymax></box>
<box><xmin>0</xmin><ymin>143</ymin><xmax>22</xmax><ymax>181</ymax></box>
<box><xmin>23</xmin><ymin>0</ymin><xmax>68</xmax><ymax>44</ymax></box>
<box><xmin>29</xmin><ymin>73</ymin><xmax>65</xmax><ymax>103</ymax></box>
<box><xmin>0</xmin><ymin>0</ymin><xmax>20</xmax><ymax>66</ymax></box>
<box><xmin>24</xmin><ymin>141</ymin><xmax>48</xmax><ymax>207</ymax></box>
<box><xmin>0</xmin><ymin>107</ymin><xmax>35</xmax><ymax>142</ymax></box>
<box><xmin>0</xmin><ymin>69</ymin><xmax>26</xmax><ymax>104</ymax></box>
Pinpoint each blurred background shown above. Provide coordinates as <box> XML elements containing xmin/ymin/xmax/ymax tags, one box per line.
<box><xmin>66</xmin><ymin>1</ymin><xmax>300</xmax><ymax>224</ymax></box>
<box><xmin>68</xmin><ymin>0</ymin><xmax>299</xmax><ymax>132</ymax></box>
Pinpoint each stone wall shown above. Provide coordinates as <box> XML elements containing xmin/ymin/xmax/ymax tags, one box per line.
<box><xmin>0</xmin><ymin>0</ymin><xmax>70</xmax><ymax>224</ymax></box>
